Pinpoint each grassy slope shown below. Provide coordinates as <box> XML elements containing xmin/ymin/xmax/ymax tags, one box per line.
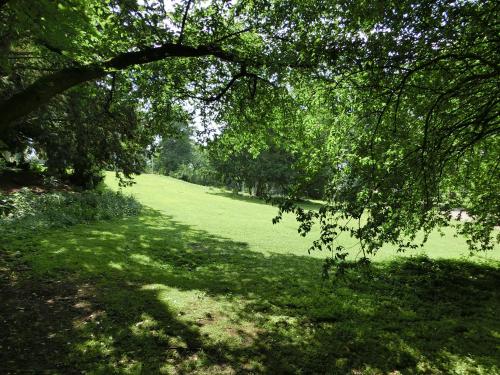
<box><xmin>107</xmin><ymin>173</ymin><xmax>499</xmax><ymax>262</ymax></box>
<box><xmin>1</xmin><ymin>173</ymin><xmax>499</xmax><ymax>374</ymax></box>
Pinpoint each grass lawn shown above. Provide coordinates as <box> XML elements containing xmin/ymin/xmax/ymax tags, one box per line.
<box><xmin>1</xmin><ymin>173</ymin><xmax>499</xmax><ymax>374</ymax></box>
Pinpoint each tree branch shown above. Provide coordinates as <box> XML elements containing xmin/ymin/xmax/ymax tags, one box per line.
<box><xmin>0</xmin><ymin>42</ymin><xmax>247</xmax><ymax>131</ymax></box>
<box><xmin>183</xmin><ymin>67</ymin><xmax>248</xmax><ymax>102</ymax></box>
<box><xmin>178</xmin><ymin>0</ymin><xmax>193</xmax><ymax>45</ymax></box>
<box><xmin>37</xmin><ymin>39</ymin><xmax>65</xmax><ymax>56</ymax></box>
<box><xmin>103</xmin><ymin>73</ymin><xmax>117</xmax><ymax>114</ymax></box>
<box><xmin>211</xmin><ymin>26</ymin><xmax>254</xmax><ymax>44</ymax></box>
<box><xmin>181</xmin><ymin>67</ymin><xmax>275</xmax><ymax>102</ymax></box>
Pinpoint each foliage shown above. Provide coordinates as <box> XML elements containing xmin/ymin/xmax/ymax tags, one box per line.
<box><xmin>0</xmin><ymin>156</ymin><xmax>6</xmax><ymax>171</ymax></box>
<box><xmin>0</xmin><ymin>188</ymin><xmax>141</xmax><ymax>235</ymax></box>
<box><xmin>0</xmin><ymin>0</ymin><xmax>189</xmax><ymax>187</ymax></box>
<box><xmin>208</xmin><ymin>89</ymin><xmax>333</xmax><ymax>198</ymax></box>
<box><xmin>156</xmin><ymin>137</ymin><xmax>193</xmax><ymax>176</ymax></box>
<box><xmin>169</xmin><ymin>146</ymin><xmax>220</xmax><ymax>186</ymax></box>
<box><xmin>2</xmin><ymin>75</ymin><xmax>183</xmax><ymax>188</ymax></box>
<box><xmin>209</xmin><ymin>134</ymin><xmax>298</xmax><ymax>197</ymax></box>
<box><xmin>34</xmin><ymin>82</ymin><xmax>148</xmax><ymax>188</ymax></box>
<box><xmin>151</xmin><ymin>124</ymin><xmax>220</xmax><ymax>186</ymax></box>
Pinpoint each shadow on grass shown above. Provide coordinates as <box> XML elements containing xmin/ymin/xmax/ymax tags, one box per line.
<box><xmin>1</xmin><ymin>208</ymin><xmax>499</xmax><ymax>374</ymax></box>
<box><xmin>207</xmin><ymin>190</ymin><xmax>323</xmax><ymax>211</ymax></box>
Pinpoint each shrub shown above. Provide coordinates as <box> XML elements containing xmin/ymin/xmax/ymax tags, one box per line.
<box><xmin>0</xmin><ymin>188</ymin><xmax>141</xmax><ymax>235</ymax></box>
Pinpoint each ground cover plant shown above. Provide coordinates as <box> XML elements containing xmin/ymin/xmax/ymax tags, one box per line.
<box><xmin>1</xmin><ymin>174</ymin><xmax>499</xmax><ymax>374</ymax></box>
<box><xmin>0</xmin><ymin>187</ymin><xmax>141</xmax><ymax>233</ymax></box>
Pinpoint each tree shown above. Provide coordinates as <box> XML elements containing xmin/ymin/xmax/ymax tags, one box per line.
<box><xmin>1</xmin><ymin>0</ymin><xmax>498</xmax><ymax>254</ymax></box>
<box><xmin>208</xmin><ymin>111</ymin><xmax>333</xmax><ymax>199</ymax></box>
<box><xmin>209</xmin><ymin>138</ymin><xmax>295</xmax><ymax>197</ymax></box>
<box><xmin>271</xmin><ymin>1</ymin><xmax>500</xmax><ymax>261</ymax></box>
<box><xmin>155</xmin><ymin>125</ymin><xmax>193</xmax><ymax>175</ymax></box>
<box><xmin>33</xmin><ymin>81</ymin><xmax>154</xmax><ymax>188</ymax></box>
<box><xmin>0</xmin><ymin>0</ymin><xmax>333</xmax><ymax>131</ymax></box>
<box><xmin>171</xmin><ymin>145</ymin><xmax>219</xmax><ymax>186</ymax></box>
<box><xmin>151</xmin><ymin>123</ymin><xmax>219</xmax><ymax>186</ymax></box>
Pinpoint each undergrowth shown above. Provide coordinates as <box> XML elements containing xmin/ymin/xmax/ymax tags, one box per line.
<box><xmin>0</xmin><ymin>188</ymin><xmax>141</xmax><ymax>236</ymax></box>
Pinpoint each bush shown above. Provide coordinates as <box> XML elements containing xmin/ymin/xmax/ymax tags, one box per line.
<box><xmin>0</xmin><ymin>188</ymin><xmax>141</xmax><ymax>234</ymax></box>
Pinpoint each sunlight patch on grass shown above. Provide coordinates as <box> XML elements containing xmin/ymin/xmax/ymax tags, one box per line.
<box><xmin>440</xmin><ymin>351</ymin><xmax>497</xmax><ymax>375</ymax></box>
<box><xmin>108</xmin><ymin>261</ymin><xmax>124</xmax><ymax>270</ymax></box>
<box><xmin>51</xmin><ymin>248</ymin><xmax>68</xmax><ymax>254</ymax></box>
<box><xmin>129</xmin><ymin>253</ymin><xmax>153</xmax><ymax>265</ymax></box>
<box><xmin>141</xmin><ymin>282</ymin><xmax>261</xmax><ymax>348</ymax></box>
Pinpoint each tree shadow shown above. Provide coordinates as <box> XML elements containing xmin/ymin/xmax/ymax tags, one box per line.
<box><xmin>2</xmin><ymin>208</ymin><xmax>499</xmax><ymax>374</ymax></box>
<box><xmin>207</xmin><ymin>190</ymin><xmax>323</xmax><ymax>211</ymax></box>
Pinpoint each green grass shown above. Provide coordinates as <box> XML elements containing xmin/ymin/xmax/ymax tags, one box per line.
<box><xmin>106</xmin><ymin>173</ymin><xmax>500</xmax><ymax>262</ymax></box>
<box><xmin>1</xmin><ymin>173</ymin><xmax>499</xmax><ymax>374</ymax></box>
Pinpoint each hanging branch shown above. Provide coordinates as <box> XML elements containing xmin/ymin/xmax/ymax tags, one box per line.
<box><xmin>0</xmin><ymin>42</ymin><xmax>248</xmax><ymax>130</ymax></box>
<box><xmin>183</xmin><ymin>67</ymin><xmax>248</xmax><ymax>102</ymax></box>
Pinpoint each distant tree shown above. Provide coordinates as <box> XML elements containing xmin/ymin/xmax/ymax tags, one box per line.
<box><xmin>154</xmin><ymin>124</ymin><xmax>219</xmax><ymax>186</ymax></box>
<box><xmin>171</xmin><ymin>145</ymin><xmax>219</xmax><ymax>186</ymax></box>
<box><xmin>156</xmin><ymin>130</ymin><xmax>193</xmax><ymax>175</ymax></box>
<box><xmin>210</xmin><ymin>146</ymin><xmax>287</xmax><ymax>197</ymax></box>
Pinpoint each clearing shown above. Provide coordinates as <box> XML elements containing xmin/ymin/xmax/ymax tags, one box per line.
<box><xmin>1</xmin><ymin>173</ymin><xmax>499</xmax><ymax>374</ymax></box>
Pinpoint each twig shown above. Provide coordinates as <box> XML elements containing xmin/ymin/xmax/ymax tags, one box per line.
<box><xmin>178</xmin><ymin>0</ymin><xmax>193</xmax><ymax>44</ymax></box>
